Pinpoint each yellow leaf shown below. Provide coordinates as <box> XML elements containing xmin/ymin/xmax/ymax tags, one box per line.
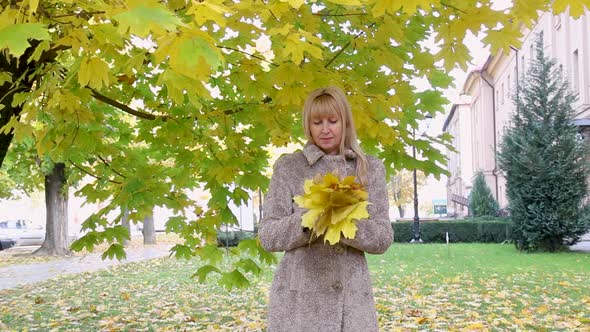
<box><xmin>326</xmin><ymin>0</ymin><xmax>363</xmax><ymax>6</ymax></box>
<box><xmin>552</xmin><ymin>0</ymin><xmax>590</xmax><ymax>18</ymax></box>
<box><xmin>415</xmin><ymin>317</ymin><xmax>428</xmax><ymax>324</ymax></box>
<box><xmin>29</xmin><ymin>0</ymin><xmax>40</xmax><ymax>19</ymax></box>
<box><xmin>155</xmin><ymin>28</ymin><xmax>223</xmax><ymax>80</ymax></box>
<box><xmin>338</xmin><ymin>219</ymin><xmax>358</xmax><ymax>239</ymax></box>
<box><xmin>294</xmin><ymin>172</ymin><xmax>369</xmax><ymax>245</ymax></box>
<box><xmin>482</xmin><ymin>27</ymin><xmax>523</xmax><ymax>57</ymax></box>
<box><xmin>301</xmin><ymin>208</ymin><xmax>322</xmax><ymax>229</ymax></box>
<box><xmin>188</xmin><ymin>0</ymin><xmax>234</xmax><ymax>27</ymax></box>
<box><xmin>120</xmin><ymin>292</ymin><xmax>131</xmax><ymax>301</ymax></box>
<box><xmin>78</xmin><ymin>57</ymin><xmax>110</xmax><ymax>90</ymax></box>
<box><xmin>280</xmin><ymin>0</ymin><xmax>305</xmax><ymax>9</ymax></box>
<box><xmin>371</xmin><ymin>0</ymin><xmax>402</xmax><ymax>17</ymax></box>
<box><xmin>465</xmin><ymin>322</ymin><xmax>485</xmax><ymax>329</ymax></box>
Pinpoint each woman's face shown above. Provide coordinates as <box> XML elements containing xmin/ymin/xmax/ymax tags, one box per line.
<box><xmin>310</xmin><ymin>112</ymin><xmax>343</xmax><ymax>155</ymax></box>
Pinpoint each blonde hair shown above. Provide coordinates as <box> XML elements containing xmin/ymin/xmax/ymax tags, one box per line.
<box><xmin>303</xmin><ymin>86</ymin><xmax>369</xmax><ymax>185</ymax></box>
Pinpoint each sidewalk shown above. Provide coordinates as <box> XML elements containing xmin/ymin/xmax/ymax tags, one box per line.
<box><xmin>570</xmin><ymin>240</ymin><xmax>590</xmax><ymax>253</ymax></box>
<box><xmin>0</xmin><ymin>244</ymin><xmax>173</xmax><ymax>290</ymax></box>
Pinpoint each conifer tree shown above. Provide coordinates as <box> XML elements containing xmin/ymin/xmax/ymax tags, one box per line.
<box><xmin>498</xmin><ymin>33</ymin><xmax>590</xmax><ymax>251</ymax></box>
<box><xmin>469</xmin><ymin>171</ymin><xmax>499</xmax><ymax>217</ymax></box>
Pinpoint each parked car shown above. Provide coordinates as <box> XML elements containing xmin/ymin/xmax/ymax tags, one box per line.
<box><xmin>0</xmin><ymin>220</ymin><xmax>45</xmax><ymax>249</ymax></box>
<box><xmin>0</xmin><ymin>238</ymin><xmax>15</xmax><ymax>250</ymax></box>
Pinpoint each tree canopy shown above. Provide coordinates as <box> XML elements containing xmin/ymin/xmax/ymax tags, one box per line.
<box><xmin>1</xmin><ymin>0</ymin><xmax>587</xmax><ymax>287</ymax></box>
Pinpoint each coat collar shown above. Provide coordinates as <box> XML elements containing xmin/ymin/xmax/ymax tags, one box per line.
<box><xmin>302</xmin><ymin>142</ymin><xmax>357</xmax><ymax>166</ymax></box>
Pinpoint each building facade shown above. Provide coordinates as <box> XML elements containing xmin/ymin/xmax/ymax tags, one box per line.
<box><xmin>443</xmin><ymin>9</ymin><xmax>590</xmax><ymax>216</ymax></box>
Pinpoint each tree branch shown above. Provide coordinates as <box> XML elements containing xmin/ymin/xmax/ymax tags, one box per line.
<box><xmin>90</xmin><ymin>88</ymin><xmax>162</xmax><ymax>121</ymax></box>
<box><xmin>98</xmin><ymin>155</ymin><xmax>127</xmax><ymax>179</ymax></box>
<box><xmin>217</xmin><ymin>45</ymin><xmax>278</xmax><ymax>67</ymax></box>
<box><xmin>69</xmin><ymin>159</ymin><xmax>122</xmax><ymax>185</ymax></box>
<box><xmin>314</xmin><ymin>12</ymin><xmax>367</xmax><ymax>17</ymax></box>
<box><xmin>325</xmin><ymin>23</ymin><xmax>376</xmax><ymax>69</ymax></box>
<box><xmin>440</xmin><ymin>1</ymin><xmax>468</xmax><ymax>14</ymax></box>
<box><xmin>51</xmin><ymin>11</ymin><xmax>106</xmax><ymax>19</ymax></box>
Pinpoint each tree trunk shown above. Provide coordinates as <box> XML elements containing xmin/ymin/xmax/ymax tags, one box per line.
<box><xmin>121</xmin><ymin>208</ymin><xmax>131</xmax><ymax>246</ymax></box>
<box><xmin>142</xmin><ymin>213</ymin><xmax>156</xmax><ymax>245</ymax></box>
<box><xmin>35</xmin><ymin>162</ymin><xmax>70</xmax><ymax>256</ymax></box>
<box><xmin>397</xmin><ymin>205</ymin><xmax>405</xmax><ymax>218</ymax></box>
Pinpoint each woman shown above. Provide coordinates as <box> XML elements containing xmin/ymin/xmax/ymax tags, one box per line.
<box><xmin>259</xmin><ymin>86</ymin><xmax>393</xmax><ymax>332</ymax></box>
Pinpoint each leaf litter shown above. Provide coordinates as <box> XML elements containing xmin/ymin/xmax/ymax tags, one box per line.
<box><xmin>0</xmin><ymin>244</ymin><xmax>588</xmax><ymax>331</ymax></box>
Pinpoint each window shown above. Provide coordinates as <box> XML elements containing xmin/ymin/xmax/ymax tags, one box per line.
<box><xmin>573</xmin><ymin>49</ymin><xmax>580</xmax><ymax>92</ymax></box>
<box><xmin>521</xmin><ymin>55</ymin><xmax>525</xmax><ymax>74</ymax></box>
<box><xmin>530</xmin><ymin>43</ymin><xmax>534</xmax><ymax>62</ymax></box>
<box><xmin>501</xmin><ymin>83</ymin><xmax>504</xmax><ymax>103</ymax></box>
<box><xmin>555</xmin><ymin>14</ymin><xmax>561</xmax><ymax>29</ymax></box>
<box><xmin>507</xmin><ymin>75</ymin><xmax>510</xmax><ymax>94</ymax></box>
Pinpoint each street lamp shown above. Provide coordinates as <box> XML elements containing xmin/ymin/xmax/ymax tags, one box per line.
<box><xmin>410</xmin><ymin>114</ymin><xmax>433</xmax><ymax>243</ymax></box>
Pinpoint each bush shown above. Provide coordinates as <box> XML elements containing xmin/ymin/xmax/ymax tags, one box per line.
<box><xmin>392</xmin><ymin>219</ymin><xmax>512</xmax><ymax>243</ymax></box>
<box><xmin>469</xmin><ymin>171</ymin><xmax>499</xmax><ymax>217</ymax></box>
<box><xmin>217</xmin><ymin>230</ymin><xmax>256</xmax><ymax>247</ymax></box>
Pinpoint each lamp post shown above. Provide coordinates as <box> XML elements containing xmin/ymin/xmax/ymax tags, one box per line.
<box><xmin>410</xmin><ymin>114</ymin><xmax>432</xmax><ymax>243</ymax></box>
<box><xmin>411</xmin><ymin>127</ymin><xmax>422</xmax><ymax>243</ymax></box>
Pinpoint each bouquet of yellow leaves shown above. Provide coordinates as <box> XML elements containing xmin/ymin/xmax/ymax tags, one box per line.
<box><xmin>293</xmin><ymin>172</ymin><xmax>370</xmax><ymax>245</ymax></box>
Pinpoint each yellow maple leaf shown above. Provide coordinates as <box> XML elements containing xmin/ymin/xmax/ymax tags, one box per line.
<box><xmin>280</xmin><ymin>0</ymin><xmax>305</xmax><ymax>9</ymax></box>
<box><xmin>294</xmin><ymin>172</ymin><xmax>370</xmax><ymax>245</ymax></box>
<box><xmin>187</xmin><ymin>0</ymin><xmax>234</xmax><ymax>27</ymax></box>
<box><xmin>482</xmin><ymin>27</ymin><xmax>523</xmax><ymax>56</ymax></box>
<box><xmin>78</xmin><ymin>57</ymin><xmax>110</xmax><ymax>90</ymax></box>
<box><xmin>552</xmin><ymin>0</ymin><xmax>590</xmax><ymax>18</ymax></box>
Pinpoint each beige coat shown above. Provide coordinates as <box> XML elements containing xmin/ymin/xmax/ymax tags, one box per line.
<box><xmin>259</xmin><ymin>143</ymin><xmax>393</xmax><ymax>332</ymax></box>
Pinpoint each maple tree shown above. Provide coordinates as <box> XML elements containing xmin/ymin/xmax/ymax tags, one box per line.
<box><xmin>0</xmin><ymin>0</ymin><xmax>587</xmax><ymax>286</ymax></box>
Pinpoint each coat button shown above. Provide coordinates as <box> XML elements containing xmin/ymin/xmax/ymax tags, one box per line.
<box><xmin>332</xmin><ymin>281</ymin><xmax>343</xmax><ymax>292</ymax></box>
<box><xmin>334</xmin><ymin>244</ymin><xmax>345</xmax><ymax>254</ymax></box>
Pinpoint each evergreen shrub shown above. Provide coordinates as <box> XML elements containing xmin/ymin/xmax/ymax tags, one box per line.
<box><xmin>392</xmin><ymin>219</ymin><xmax>511</xmax><ymax>243</ymax></box>
<box><xmin>498</xmin><ymin>33</ymin><xmax>590</xmax><ymax>251</ymax></box>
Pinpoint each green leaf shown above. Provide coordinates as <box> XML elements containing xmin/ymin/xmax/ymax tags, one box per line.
<box><xmin>0</xmin><ymin>72</ymin><xmax>12</xmax><ymax>86</ymax></box>
<box><xmin>235</xmin><ymin>258</ymin><xmax>262</xmax><ymax>274</ymax></box>
<box><xmin>70</xmin><ymin>231</ymin><xmax>101</xmax><ymax>252</ymax></box>
<box><xmin>165</xmin><ymin>216</ymin><xmax>186</xmax><ymax>233</ymax></box>
<box><xmin>218</xmin><ymin>269</ymin><xmax>250</xmax><ymax>289</ymax></box>
<box><xmin>170</xmin><ymin>244</ymin><xmax>192</xmax><ymax>259</ymax></box>
<box><xmin>427</xmin><ymin>70</ymin><xmax>453</xmax><ymax>89</ymax></box>
<box><xmin>103</xmin><ymin>225</ymin><xmax>130</xmax><ymax>244</ymax></box>
<box><xmin>101</xmin><ymin>243</ymin><xmax>127</xmax><ymax>261</ymax></box>
<box><xmin>0</xmin><ymin>23</ymin><xmax>50</xmax><ymax>57</ymax></box>
<box><xmin>194</xmin><ymin>244</ymin><xmax>224</xmax><ymax>265</ymax></box>
<box><xmin>192</xmin><ymin>264</ymin><xmax>221</xmax><ymax>282</ymax></box>
<box><xmin>114</xmin><ymin>4</ymin><xmax>184</xmax><ymax>37</ymax></box>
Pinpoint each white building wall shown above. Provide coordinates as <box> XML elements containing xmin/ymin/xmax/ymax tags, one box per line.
<box><xmin>447</xmin><ymin>9</ymin><xmax>590</xmax><ymax>210</ymax></box>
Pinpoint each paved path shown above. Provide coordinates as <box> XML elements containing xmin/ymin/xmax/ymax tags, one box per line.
<box><xmin>0</xmin><ymin>244</ymin><xmax>173</xmax><ymax>290</ymax></box>
<box><xmin>570</xmin><ymin>240</ymin><xmax>590</xmax><ymax>253</ymax></box>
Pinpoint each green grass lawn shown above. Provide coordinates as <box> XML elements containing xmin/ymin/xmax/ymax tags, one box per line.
<box><xmin>1</xmin><ymin>243</ymin><xmax>589</xmax><ymax>331</ymax></box>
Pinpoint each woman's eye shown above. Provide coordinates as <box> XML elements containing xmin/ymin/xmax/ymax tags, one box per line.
<box><xmin>329</xmin><ymin>119</ymin><xmax>338</xmax><ymax>124</ymax></box>
<box><xmin>313</xmin><ymin>121</ymin><xmax>321</xmax><ymax>125</ymax></box>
